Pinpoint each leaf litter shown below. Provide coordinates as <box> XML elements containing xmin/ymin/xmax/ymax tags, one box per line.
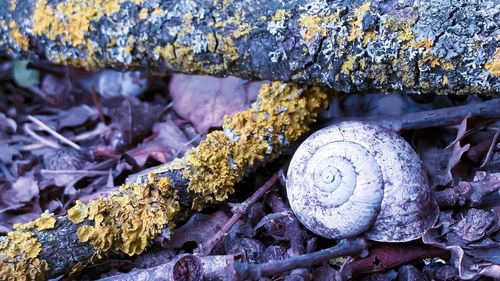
<box><xmin>0</xmin><ymin>58</ymin><xmax>499</xmax><ymax>280</ymax></box>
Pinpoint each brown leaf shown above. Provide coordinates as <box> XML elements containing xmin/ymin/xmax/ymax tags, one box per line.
<box><xmin>126</xmin><ymin>120</ymin><xmax>192</xmax><ymax>167</ymax></box>
<box><xmin>10</xmin><ymin>176</ymin><xmax>39</xmax><ymax>203</ymax></box>
<box><xmin>169</xmin><ymin>74</ymin><xmax>261</xmax><ymax>132</ymax></box>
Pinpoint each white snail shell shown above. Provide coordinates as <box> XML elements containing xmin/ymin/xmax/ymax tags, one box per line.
<box><xmin>286</xmin><ymin>121</ymin><xmax>439</xmax><ymax>242</ymax></box>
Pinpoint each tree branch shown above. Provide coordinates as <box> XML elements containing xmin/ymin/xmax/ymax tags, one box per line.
<box><xmin>1</xmin><ymin>0</ymin><xmax>498</xmax><ymax>95</ymax></box>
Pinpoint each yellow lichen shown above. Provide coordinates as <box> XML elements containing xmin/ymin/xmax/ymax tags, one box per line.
<box><xmin>68</xmin><ymin>200</ymin><xmax>89</xmax><ymax>224</ymax></box>
<box><xmin>442</xmin><ymin>75</ymin><xmax>449</xmax><ymax>86</ymax></box>
<box><xmin>73</xmin><ymin>175</ymin><xmax>179</xmax><ymax>256</ymax></box>
<box><xmin>1</xmin><ymin>83</ymin><xmax>328</xmax><ymax>278</ymax></box>
<box><xmin>138</xmin><ymin>8</ymin><xmax>148</xmax><ymax>20</ymax></box>
<box><xmin>348</xmin><ymin>2</ymin><xmax>371</xmax><ymax>42</ymax></box>
<box><xmin>9</xmin><ymin>21</ymin><xmax>30</xmax><ymax>51</ymax></box>
<box><xmin>32</xmin><ymin>0</ymin><xmax>125</xmax><ymax>47</ymax></box>
<box><xmin>341</xmin><ymin>55</ymin><xmax>356</xmax><ymax>74</ymax></box>
<box><xmin>299</xmin><ymin>15</ymin><xmax>328</xmax><ymax>42</ymax></box>
<box><xmin>34</xmin><ymin>213</ymin><xmax>56</xmax><ymax>231</ymax></box>
<box><xmin>152</xmin><ymin>7</ymin><xmax>163</xmax><ymax>16</ymax></box>
<box><xmin>0</xmin><ymin>258</ymin><xmax>48</xmax><ymax>281</ymax></box>
<box><xmin>13</xmin><ymin>212</ymin><xmax>56</xmax><ymax>231</ymax></box>
<box><xmin>9</xmin><ymin>0</ymin><xmax>16</xmax><ymax>11</ymax></box>
<box><xmin>485</xmin><ymin>48</ymin><xmax>500</xmax><ymax>76</ymax></box>
<box><xmin>183</xmin><ymin>82</ymin><xmax>328</xmax><ymax>205</ymax></box>
<box><xmin>273</xmin><ymin>9</ymin><xmax>287</xmax><ymax>21</ymax></box>
<box><xmin>0</xmin><ymin>229</ymin><xmax>47</xmax><ymax>279</ymax></box>
<box><xmin>410</xmin><ymin>38</ymin><xmax>455</xmax><ymax>70</ymax></box>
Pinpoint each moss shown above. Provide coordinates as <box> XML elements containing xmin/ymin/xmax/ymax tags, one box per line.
<box><xmin>183</xmin><ymin>82</ymin><xmax>328</xmax><ymax>205</ymax></box>
<box><xmin>485</xmin><ymin>48</ymin><xmax>500</xmax><ymax>77</ymax></box>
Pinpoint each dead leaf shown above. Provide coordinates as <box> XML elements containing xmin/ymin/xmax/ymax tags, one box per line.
<box><xmin>104</xmin><ymin>97</ymin><xmax>162</xmax><ymax>151</ymax></box>
<box><xmin>126</xmin><ymin>120</ymin><xmax>192</xmax><ymax>167</ymax></box>
<box><xmin>10</xmin><ymin>176</ymin><xmax>39</xmax><ymax>203</ymax></box>
<box><xmin>169</xmin><ymin>74</ymin><xmax>261</xmax><ymax>132</ymax></box>
<box><xmin>57</xmin><ymin>105</ymin><xmax>99</xmax><ymax>129</ymax></box>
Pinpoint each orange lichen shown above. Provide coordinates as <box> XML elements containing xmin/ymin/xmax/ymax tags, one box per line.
<box><xmin>183</xmin><ymin>82</ymin><xmax>328</xmax><ymax>205</ymax></box>
<box><xmin>485</xmin><ymin>48</ymin><xmax>500</xmax><ymax>77</ymax></box>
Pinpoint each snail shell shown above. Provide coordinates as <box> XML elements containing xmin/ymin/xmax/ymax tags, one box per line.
<box><xmin>286</xmin><ymin>121</ymin><xmax>439</xmax><ymax>242</ymax></box>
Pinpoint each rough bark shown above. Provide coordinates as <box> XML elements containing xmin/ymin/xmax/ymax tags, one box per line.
<box><xmin>1</xmin><ymin>0</ymin><xmax>499</xmax><ymax>95</ymax></box>
<box><xmin>0</xmin><ymin>82</ymin><xmax>328</xmax><ymax>280</ymax></box>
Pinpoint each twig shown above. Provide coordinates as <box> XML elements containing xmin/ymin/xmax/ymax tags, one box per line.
<box><xmin>329</xmin><ymin>98</ymin><xmax>500</xmax><ymax>132</ymax></box>
<box><xmin>432</xmin><ymin>172</ymin><xmax>500</xmax><ymax>208</ymax></box>
<box><xmin>97</xmin><ymin>254</ymin><xmax>202</xmax><ymax>281</ymax></box>
<box><xmin>27</xmin><ymin>115</ymin><xmax>81</xmax><ymax>150</ymax></box>
<box><xmin>235</xmin><ymin>238</ymin><xmax>369</xmax><ymax>280</ymax></box>
<box><xmin>19</xmin><ymin>142</ymin><xmax>48</xmax><ymax>151</ymax></box>
<box><xmin>23</xmin><ymin>123</ymin><xmax>60</xmax><ymax>149</ymax></box>
<box><xmin>97</xmin><ymin>239</ymin><xmax>368</xmax><ymax>281</ymax></box>
<box><xmin>40</xmin><ymin>169</ymin><xmax>109</xmax><ymax>176</ymax></box>
<box><xmin>480</xmin><ymin>128</ymin><xmax>499</xmax><ymax>168</ymax></box>
<box><xmin>92</xmin><ymin>87</ymin><xmax>106</xmax><ymax>124</ymax></box>
<box><xmin>73</xmin><ymin>123</ymin><xmax>107</xmax><ymax>142</ymax></box>
<box><xmin>196</xmin><ymin>171</ymin><xmax>280</xmax><ymax>256</ymax></box>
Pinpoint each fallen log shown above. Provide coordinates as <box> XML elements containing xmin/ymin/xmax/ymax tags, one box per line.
<box><xmin>1</xmin><ymin>0</ymin><xmax>499</xmax><ymax>95</ymax></box>
<box><xmin>0</xmin><ymin>82</ymin><xmax>328</xmax><ymax>280</ymax></box>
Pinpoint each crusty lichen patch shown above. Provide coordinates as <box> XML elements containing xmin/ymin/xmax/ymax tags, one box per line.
<box><xmin>69</xmin><ymin>174</ymin><xmax>179</xmax><ymax>256</ymax></box>
<box><xmin>485</xmin><ymin>48</ymin><xmax>500</xmax><ymax>77</ymax></box>
<box><xmin>13</xmin><ymin>212</ymin><xmax>56</xmax><ymax>231</ymax></box>
<box><xmin>8</xmin><ymin>20</ymin><xmax>29</xmax><ymax>51</ymax></box>
<box><xmin>0</xmin><ymin>231</ymin><xmax>48</xmax><ymax>280</ymax></box>
<box><xmin>32</xmin><ymin>0</ymin><xmax>125</xmax><ymax>47</ymax></box>
<box><xmin>183</xmin><ymin>81</ymin><xmax>328</xmax><ymax>206</ymax></box>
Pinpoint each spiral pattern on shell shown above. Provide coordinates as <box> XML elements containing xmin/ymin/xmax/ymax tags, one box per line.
<box><xmin>286</xmin><ymin>122</ymin><xmax>439</xmax><ymax>242</ymax></box>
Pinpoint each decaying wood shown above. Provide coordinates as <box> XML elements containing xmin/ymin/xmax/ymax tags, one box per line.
<box><xmin>0</xmin><ymin>0</ymin><xmax>499</xmax><ymax>95</ymax></box>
